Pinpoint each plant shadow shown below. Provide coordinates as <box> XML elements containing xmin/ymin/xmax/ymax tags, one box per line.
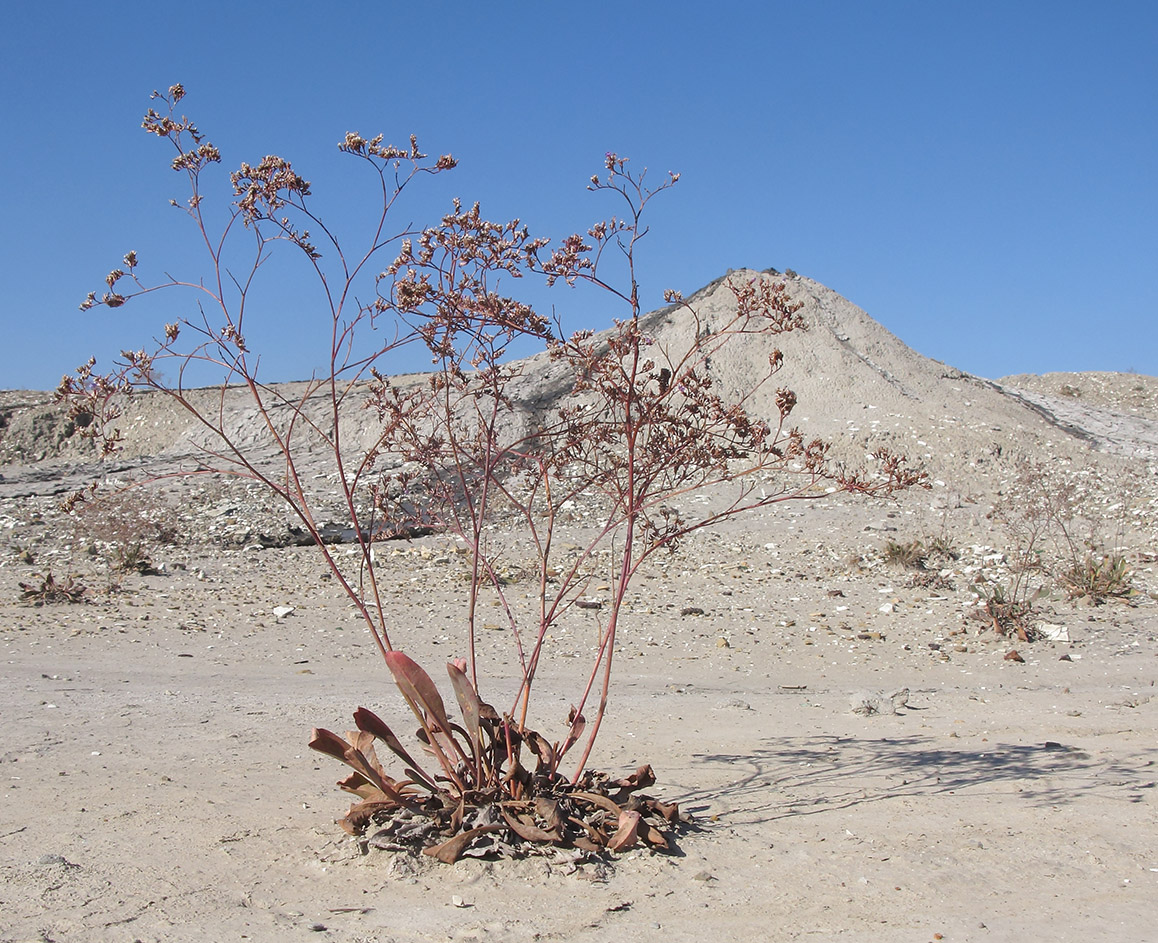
<box><xmin>676</xmin><ymin>734</ymin><xmax>1156</xmax><ymax>824</ymax></box>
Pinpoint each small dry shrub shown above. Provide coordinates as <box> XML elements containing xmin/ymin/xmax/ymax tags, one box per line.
<box><xmin>924</xmin><ymin>534</ymin><xmax>958</xmax><ymax>562</ymax></box>
<box><xmin>67</xmin><ymin>486</ymin><xmax>180</xmax><ymax>575</ymax></box>
<box><xmin>110</xmin><ymin>541</ymin><xmax>158</xmax><ymax>575</ymax></box>
<box><xmin>19</xmin><ymin>572</ymin><xmax>88</xmax><ymax>605</ymax></box>
<box><xmin>973</xmin><ymin>581</ymin><xmax>1046</xmax><ymax>641</ymax></box>
<box><xmin>907</xmin><ymin>569</ymin><xmax>955</xmax><ymax>592</ymax></box>
<box><xmin>882</xmin><ymin>539</ymin><xmax>927</xmax><ymax>570</ymax></box>
<box><xmin>1059</xmin><ymin>553</ymin><xmax>1132</xmax><ymax>603</ymax></box>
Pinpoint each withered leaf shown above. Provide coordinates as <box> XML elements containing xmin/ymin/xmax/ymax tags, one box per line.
<box><xmin>607</xmin><ymin>809</ymin><xmax>641</xmax><ymax>852</ymax></box>
<box><xmin>500</xmin><ymin>807</ymin><xmax>560</xmax><ymax>843</ymax></box>
<box><xmin>422</xmin><ymin>825</ymin><xmax>504</xmax><ymax>864</ymax></box>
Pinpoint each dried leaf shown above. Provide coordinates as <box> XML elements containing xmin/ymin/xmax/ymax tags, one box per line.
<box><xmin>645</xmin><ymin>798</ymin><xmax>682</xmax><ymax>823</ymax></box>
<box><xmin>639</xmin><ymin>821</ymin><xmax>670</xmax><ymax>850</ymax></box>
<box><xmin>422</xmin><ymin>825</ymin><xmax>504</xmax><ymax>864</ymax></box>
<box><xmin>339</xmin><ymin>798</ymin><xmax>400</xmax><ymax>835</ymax></box>
<box><xmin>613</xmin><ymin>764</ymin><xmax>656</xmax><ymax>793</ymax></box>
<box><xmin>607</xmin><ymin>809</ymin><xmax>641</xmax><ymax>852</ymax></box>
<box><xmin>571</xmin><ymin>791</ymin><xmax>622</xmax><ymax>817</ymax></box>
<box><xmin>353</xmin><ymin>707</ymin><xmax>438</xmax><ymax>792</ymax></box>
<box><xmin>559</xmin><ymin>706</ymin><xmax>586</xmax><ymax>755</ymax></box>
<box><xmin>534</xmin><ymin>797</ymin><xmax>563</xmax><ymax>831</ymax></box>
<box><xmin>500</xmin><ymin>807</ymin><xmax>560</xmax><ymax>843</ymax></box>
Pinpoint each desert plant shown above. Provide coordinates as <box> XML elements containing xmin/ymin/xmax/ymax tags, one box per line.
<box><xmin>881</xmin><ymin>538</ymin><xmax>927</xmax><ymax>570</ymax></box>
<box><xmin>110</xmin><ymin>541</ymin><xmax>158</xmax><ymax>575</ymax></box>
<box><xmin>19</xmin><ymin>572</ymin><xmax>88</xmax><ymax>605</ymax></box>
<box><xmin>311</xmin><ymin>654</ymin><xmax>679</xmax><ymax>859</ymax></box>
<box><xmin>924</xmin><ymin>533</ymin><xmax>958</xmax><ymax>562</ymax></box>
<box><xmin>1058</xmin><ymin>552</ymin><xmax>1132</xmax><ymax>603</ymax></box>
<box><xmin>972</xmin><ymin>579</ymin><xmax>1047</xmax><ymax>640</ymax></box>
<box><xmin>62</xmin><ymin>85</ymin><xmax>924</xmax><ymax>860</ymax></box>
<box><xmin>981</xmin><ymin>458</ymin><xmax>1132</xmax><ymax>632</ymax></box>
<box><xmin>975</xmin><ymin>459</ymin><xmax>1076</xmax><ymax>635</ymax></box>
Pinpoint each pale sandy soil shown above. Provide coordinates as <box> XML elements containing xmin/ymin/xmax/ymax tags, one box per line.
<box><xmin>2</xmin><ymin>492</ymin><xmax>1156</xmax><ymax>943</ymax></box>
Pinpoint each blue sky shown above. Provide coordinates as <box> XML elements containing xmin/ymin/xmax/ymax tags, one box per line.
<box><xmin>3</xmin><ymin>1</ymin><xmax>1155</xmax><ymax>391</ymax></box>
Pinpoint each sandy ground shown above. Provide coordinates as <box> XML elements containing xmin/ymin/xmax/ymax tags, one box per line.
<box><xmin>2</xmin><ymin>491</ymin><xmax>1156</xmax><ymax>943</ymax></box>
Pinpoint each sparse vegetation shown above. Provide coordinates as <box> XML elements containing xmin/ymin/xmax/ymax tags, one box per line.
<box><xmin>110</xmin><ymin>541</ymin><xmax>158</xmax><ymax>575</ymax></box>
<box><xmin>19</xmin><ymin>571</ymin><xmax>88</xmax><ymax>605</ymax></box>
<box><xmin>882</xmin><ymin>539</ymin><xmax>927</xmax><ymax>570</ymax></box>
<box><xmin>62</xmin><ymin>84</ymin><xmax>923</xmax><ymax>860</ymax></box>
<box><xmin>924</xmin><ymin>533</ymin><xmax>958</xmax><ymax>562</ymax></box>
<box><xmin>976</xmin><ymin>458</ymin><xmax>1135</xmax><ymax>638</ymax></box>
<box><xmin>1059</xmin><ymin>552</ymin><xmax>1132</xmax><ymax>603</ymax></box>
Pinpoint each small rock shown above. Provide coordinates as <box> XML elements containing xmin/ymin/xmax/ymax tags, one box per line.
<box><xmin>1004</xmin><ymin>649</ymin><xmax>1025</xmax><ymax>663</ymax></box>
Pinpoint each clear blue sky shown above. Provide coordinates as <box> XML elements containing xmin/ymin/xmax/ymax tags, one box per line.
<box><xmin>3</xmin><ymin>1</ymin><xmax>1155</xmax><ymax>391</ymax></box>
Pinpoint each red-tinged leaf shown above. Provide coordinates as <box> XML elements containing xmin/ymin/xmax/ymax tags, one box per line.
<box><xmin>348</xmin><ymin>729</ymin><xmax>391</xmax><ymax>782</ymax></box>
<box><xmin>309</xmin><ymin>727</ymin><xmax>352</xmax><ymax>763</ymax></box>
<box><xmin>525</xmin><ymin>731</ymin><xmax>556</xmax><ymax>774</ymax></box>
<box><xmin>352</xmin><ymin>707</ymin><xmax>433</xmax><ymax>786</ymax></box>
<box><xmin>385</xmin><ymin>653</ymin><xmax>467</xmax><ymax>783</ymax></box>
<box><xmin>309</xmin><ymin>726</ymin><xmax>417</xmax><ymax>809</ymax></box>
<box><xmin>402</xmin><ymin>767</ymin><xmax>440</xmax><ymax>794</ymax></box>
<box><xmin>385</xmin><ymin>651</ymin><xmax>451</xmax><ymax>731</ymax></box>
<box><xmin>416</xmin><ymin>725</ymin><xmax>468</xmax><ymax>778</ymax></box>
<box><xmin>346</xmin><ymin>747</ymin><xmax>414</xmax><ymax>806</ymax></box>
<box><xmin>422</xmin><ymin>825</ymin><xmax>504</xmax><ymax>864</ymax></box>
<box><xmin>446</xmin><ymin>661</ymin><xmax>482</xmax><ymax>752</ymax></box>
<box><xmin>337</xmin><ymin>772</ymin><xmax>376</xmax><ymax>798</ymax></box>
<box><xmin>607</xmin><ymin>809</ymin><xmax>641</xmax><ymax>852</ymax></box>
